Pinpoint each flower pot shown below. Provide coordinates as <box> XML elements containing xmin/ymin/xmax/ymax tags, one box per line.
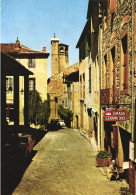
<box><xmin>95</xmin><ymin>158</ymin><xmax>109</xmax><ymax>167</ymax></box>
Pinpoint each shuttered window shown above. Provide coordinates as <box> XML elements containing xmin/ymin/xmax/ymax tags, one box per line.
<box><xmin>110</xmin><ymin>0</ymin><xmax>116</xmax><ymax>14</ymax></box>
<box><xmin>104</xmin><ymin>55</ymin><xmax>107</xmax><ymax>89</ymax></box>
<box><xmin>120</xmin><ymin>34</ymin><xmax>128</xmax><ymax>93</ymax></box>
<box><xmin>83</xmin><ymin>73</ymin><xmax>85</xmax><ymax>99</ymax></box>
<box><xmin>89</xmin><ymin>67</ymin><xmax>91</xmax><ymax>93</ymax></box>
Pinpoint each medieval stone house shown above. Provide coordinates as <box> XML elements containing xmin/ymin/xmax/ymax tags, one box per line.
<box><xmin>1</xmin><ymin>38</ymin><xmax>50</xmax><ymax>102</ymax></box>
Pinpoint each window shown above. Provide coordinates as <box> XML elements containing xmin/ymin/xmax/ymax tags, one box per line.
<box><xmin>110</xmin><ymin>0</ymin><xmax>116</xmax><ymax>14</ymax></box>
<box><xmin>60</xmin><ymin>47</ymin><xmax>64</xmax><ymax>54</ymax></box>
<box><xmin>111</xmin><ymin>47</ymin><xmax>116</xmax><ymax>102</ymax></box>
<box><xmin>29</xmin><ymin>78</ymin><xmax>35</xmax><ymax>91</ymax></box>
<box><xmin>29</xmin><ymin>59</ymin><xmax>35</xmax><ymax>68</ymax></box>
<box><xmin>110</xmin><ymin>47</ymin><xmax>115</xmax><ymax>88</ymax></box>
<box><xmin>83</xmin><ymin>73</ymin><xmax>85</xmax><ymax>99</ymax></box>
<box><xmin>89</xmin><ymin>67</ymin><xmax>91</xmax><ymax>93</ymax></box>
<box><xmin>103</xmin><ymin>9</ymin><xmax>107</xmax><ymax>31</ymax></box>
<box><xmin>55</xmin><ymin>97</ymin><xmax>58</xmax><ymax>103</ymax></box>
<box><xmin>65</xmin><ymin>47</ymin><xmax>68</xmax><ymax>55</ymax></box>
<box><xmin>120</xmin><ymin>34</ymin><xmax>128</xmax><ymax>92</ymax></box>
<box><xmin>104</xmin><ymin>55</ymin><xmax>107</xmax><ymax>89</ymax></box>
<box><xmin>80</xmin><ymin>75</ymin><xmax>82</xmax><ymax>98</ymax></box>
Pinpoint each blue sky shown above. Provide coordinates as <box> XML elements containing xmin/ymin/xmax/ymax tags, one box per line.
<box><xmin>1</xmin><ymin>0</ymin><xmax>88</xmax><ymax>78</ymax></box>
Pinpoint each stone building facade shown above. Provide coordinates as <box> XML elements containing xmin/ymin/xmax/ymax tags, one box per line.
<box><xmin>76</xmin><ymin>0</ymin><xmax>136</xmax><ymax>186</ymax></box>
<box><xmin>63</xmin><ymin>63</ymin><xmax>79</xmax><ymax>129</ymax></box>
<box><xmin>1</xmin><ymin>39</ymin><xmax>49</xmax><ymax>125</ymax></box>
<box><xmin>101</xmin><ymin>0</ymin><xmax>136</xmax><ymax>170</ymax></box>
<box><xmin>76</xmin><ymin>0</ymin><xmax>102</xmax><ymax>148</ymax></box>
<box><xmin>48</xmin><ymin>37</ymin><xmax>69</xmax><ymax>121</ymax></box>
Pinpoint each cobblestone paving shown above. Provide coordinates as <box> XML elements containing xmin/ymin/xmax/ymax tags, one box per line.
<box><xmin>13</xmin><ymin>128</ymin><xmax>128</xmax><ymax>195</ymax></box>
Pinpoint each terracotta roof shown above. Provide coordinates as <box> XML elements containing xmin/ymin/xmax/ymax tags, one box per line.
<box><xmin>1</xmin><ymin>43</ymin><xmax>48</xmax><ymax>54</ymax></box>
<box><xmin>0</xmin><ymin>40</ymin><xmax>50</xmax><ymax>57</ymax></box>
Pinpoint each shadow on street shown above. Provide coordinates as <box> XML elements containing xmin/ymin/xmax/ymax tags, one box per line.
<box><xmin>1</xmin><ymin>128</ymin><xmax>47</xmax><ymax>195</ymax></box>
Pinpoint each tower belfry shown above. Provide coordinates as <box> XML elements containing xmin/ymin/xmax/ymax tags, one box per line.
<box><xmin>51</xmin><ymin>36</ymin><xmax>60</xmax><ymax>76</ymax></box>
<box><xmin>51</xmin><ymin>36</ymin><xmax>69</xmax><ymax>76</ymax></box>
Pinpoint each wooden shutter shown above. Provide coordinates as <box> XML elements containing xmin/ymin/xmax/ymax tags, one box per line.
<box><xmin>110</xmin><ymin>0</ymin><xmax>116</xmax><ymax>14</ymax></box>
<box><xmin>123</xmin><ymin>52</ymin><xmax>128</xmax><ymax>89</ymax></box>
<box><xmin>112</xmin><ymin>125</ymin><xmax>118</xmax><ymax>150</ymax></box>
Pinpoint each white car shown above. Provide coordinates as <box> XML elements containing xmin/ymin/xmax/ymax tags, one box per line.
<box><xmin>58</xmin><ymin>120</ymin><xmax>65</xmax><ymax>127</ymax></box>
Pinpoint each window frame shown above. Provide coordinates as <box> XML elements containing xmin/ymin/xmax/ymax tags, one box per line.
<box><xmin>89</xmin><ymin>66</ymin><xmax>91</xmax><ymax>93</ymax></box>
<box><xmin>29</xmin><ymin>78</ymin><xmax>36</xmax><ymax>91</ymax></box>
<box><xmin>120</xmin><ymin>29</ymin><xmax>129</xmax><ymax>94</ymax></box>
<box><xmin>28</xmin><ymin>58</ymin><xmax>35</xmax><ymax>68</ymax></box>
<box><xmin>103</xmin><ymin>54</ymin><xmax>108</xmax><ymax>89</ymax></box>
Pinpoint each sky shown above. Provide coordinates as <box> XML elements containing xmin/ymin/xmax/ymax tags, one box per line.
<box><xmin>1</xmin><ymin>0</ymin><xmax>89</xmax><ymax>78</ymax></box>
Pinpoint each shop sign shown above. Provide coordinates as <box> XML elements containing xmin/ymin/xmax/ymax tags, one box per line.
<box><xmin>129</xmin><ymin>141</ymin><xmax>136</xmax><ymax>161</ymax></box>
<box><xmin>104</xmin><ymin>110</ymin><xmax>128</xmax><ymax>121</ymax></box>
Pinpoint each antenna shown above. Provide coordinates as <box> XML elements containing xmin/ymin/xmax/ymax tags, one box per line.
<box><xmin>54</xmin><ymin>33</ymin><xmax>56</xmax><ymax>38</ymax></box>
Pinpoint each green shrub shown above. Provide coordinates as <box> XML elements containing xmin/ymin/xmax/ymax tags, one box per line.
<box><xmin>96</xmin><ymin>150</ymin><xmax>109</xmax><ymax>159</ymax></box>
<box><xmin>29</xmin><ymin>90</ymin><xmax>42</xmax><ymax>125</ymax></box>
<box><xmin>58</xmin><ymin>105</ymin><xmax>73</xmax><ymax>128</ymax></box>
<box><xmin>39</xmin><ymin>100</ymin><xmax>50</xmax><ymax>129</ymax></box>
<box><xmin>29</xmin><ymin>91</ymin><xmax>50</xmax><ymax>129</ymax></box>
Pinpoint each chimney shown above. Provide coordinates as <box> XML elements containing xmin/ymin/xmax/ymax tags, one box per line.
<box><xmin>42</xmin><ymin>47</ymin><xmax>46</xmax><ymax>52</ymax></box>
<box><xmin>16</xmin><ymin>37</ymin><xmax>20</xmax><ymax>48</ymax></box>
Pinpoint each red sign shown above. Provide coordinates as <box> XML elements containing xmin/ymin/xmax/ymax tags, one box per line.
<box><xmin>104</xmin><ymin>110</ymin><xmax>128</xmax><ymax>121</ymax></box>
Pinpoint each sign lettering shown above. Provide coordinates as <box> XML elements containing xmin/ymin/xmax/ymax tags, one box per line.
<box><xmin>104</xmin><ymin>110</ymin><xmax>128</xmax><ymax>121</ymax></box>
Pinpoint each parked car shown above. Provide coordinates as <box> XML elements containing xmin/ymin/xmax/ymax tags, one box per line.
<box><xmin>58</xmin><ymin>120</ymin><xmax>65</xmax><ymax>127</ymax></box>
<box><xmin>47</xmin><ymin>119</ymin><xmax>61</xmax><ymax>131</ymax></box>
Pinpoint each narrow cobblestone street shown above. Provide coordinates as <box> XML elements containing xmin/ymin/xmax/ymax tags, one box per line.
<box><xmin>12</xmin><ymin>128</ymin><xmax>128</xmax><ymax>195</ymax></box>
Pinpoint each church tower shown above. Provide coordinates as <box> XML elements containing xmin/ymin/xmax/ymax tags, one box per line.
<box><xmin>51</xmin><ymin>36</ymin><xmax>60</xmax><ymax>76</ymax></box>
<box><xmin>58</xmin><ymin>43</ymin><xmax>69</xmax><ymax>73</ymax></box>
<box><xmin>51</xmin><ymin>35</ymin><xmax>69</xmax><ymax>76</ymax></box>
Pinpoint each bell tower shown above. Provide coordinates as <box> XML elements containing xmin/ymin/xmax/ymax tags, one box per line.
<box><xmin>51</xmin><ymin>34</ymin><xmax>69</xmax><ymax>76</ymax></box>
<box><xmin>51</xmin><ymin>34</ymin><xmax>60</xmax><ymax>76</ymax></box>
<box><xmin>58</xmin><ymin>43</ymin><xmax>69</xmax><ymax>72</ymax></box>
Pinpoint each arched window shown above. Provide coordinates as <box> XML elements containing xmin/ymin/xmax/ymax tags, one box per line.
<box><xmin>65</xmin><ymin>47</ymin><xmax>68</xmax><ymax>55</ymax></box>
<box><xmin>60</xmin><ymin>47</ymin><xmax>64</xmax><ymax>54</ymax></box>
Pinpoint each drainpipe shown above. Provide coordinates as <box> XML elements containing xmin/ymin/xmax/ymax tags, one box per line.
<box><xmin>131</xmin><ymin>0</ymin><xmax>135</xmax><ymax>143</ymax></box>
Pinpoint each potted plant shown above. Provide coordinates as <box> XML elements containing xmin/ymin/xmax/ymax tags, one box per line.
<box><xmin>96</xmin><ymin>150</ymin><xmax>109</xmax><ymax>167</ymax></box>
